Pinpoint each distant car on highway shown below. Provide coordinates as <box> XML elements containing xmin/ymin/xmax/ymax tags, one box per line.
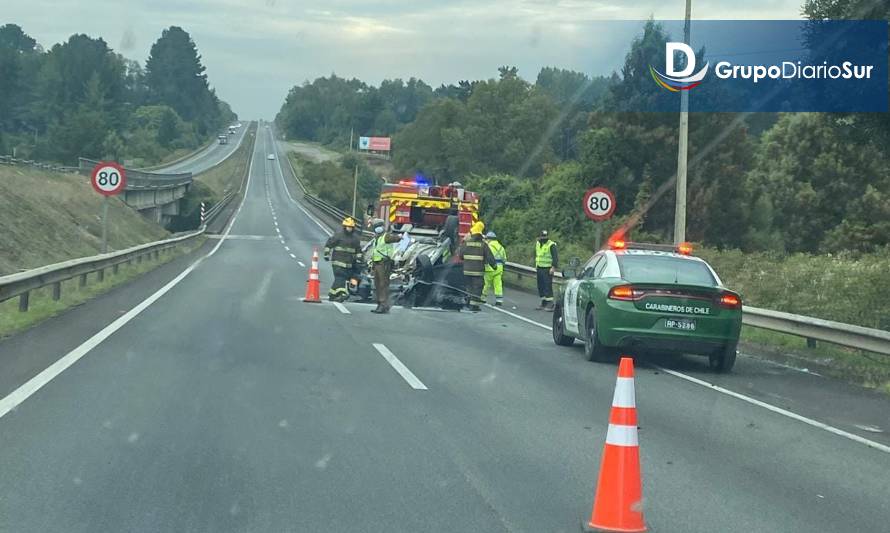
<box><xmin>267</xmin><ymin>154</ymin><xmax>275</xmax><ymax>160</ymax></box>
<box><xmin>552</xmin><ymin>240</ymin><xmax>742</xmax><ymax>372</ymax></box>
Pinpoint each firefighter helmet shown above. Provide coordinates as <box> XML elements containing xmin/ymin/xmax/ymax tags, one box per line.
<box><xmin>471</xmin><ymin>221</ymin><xmax>485</xmax><ymax>235</ymax></box>
<box><xmin>342</xmin><ymin>217</ymin><xmax>356</xmax><ymax>228</ymax></box>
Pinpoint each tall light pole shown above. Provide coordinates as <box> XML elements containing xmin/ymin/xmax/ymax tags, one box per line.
<box><xmin>673</xmin><ymin>0</ymin><xmax>692</xmax><ymax>244</ymax></box>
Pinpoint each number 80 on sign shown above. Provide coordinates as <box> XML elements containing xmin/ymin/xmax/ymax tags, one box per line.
<box><xmin>582</xmin><ymin>187</ymin><xmax>616</xmax><ymax>221</ymax></box>
<box><xmin>90</xmin><ymin>161</ymin><xmax>127</xmax><ymax>196</ymax></box>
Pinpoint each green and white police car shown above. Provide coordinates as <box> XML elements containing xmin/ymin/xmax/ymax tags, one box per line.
<box><xmin>552</xmin><ymin>241</ymin><xmax>742</xmax><ymax>372</ymax></box>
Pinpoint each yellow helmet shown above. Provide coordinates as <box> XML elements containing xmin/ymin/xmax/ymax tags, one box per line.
<box><xmin>342</xmin><ymin>217</ymin><xmax>356</xmax><ymax>228</ymax></box>
<box><xmin>470</xmin><ymin>221</ymin><xmax>485</xmax><ymax>235</ymax></box>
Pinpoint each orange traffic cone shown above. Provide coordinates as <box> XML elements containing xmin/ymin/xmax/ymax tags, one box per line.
<box><xmin>584</xmin><ymin>357</ymin><xmax>646</xmax><ymax>532</ymax></box>
<box><xmin>303</xmin><ymin>248</ymin><xmax>322</xmax><ymax>303</ymax></box>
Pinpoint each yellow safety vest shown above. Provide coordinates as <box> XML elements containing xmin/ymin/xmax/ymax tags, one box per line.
<box><xmin>535</xmin><ymin>240</ymin><xmax>555</xmax><ymax>268</ymax></box>
<box><xmin>372</xmin><ymin>235</ymin><xmax>394</xmax><ymax>262</ymax></box>
<box><xmin>486</xmin><ymin>240</ymin><xmax>506</xmax><ymax>272</ymax></box>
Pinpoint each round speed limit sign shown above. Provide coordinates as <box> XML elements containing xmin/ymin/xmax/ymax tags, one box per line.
<box><xmin>90</xmin><ymin>162</ymin><xmax>127</xmax><ymax>196</ymax></box>
<box><xmin>582</xmin><ymin>187</ymin><xmax>616</xmax><ymax>221</ymax></box>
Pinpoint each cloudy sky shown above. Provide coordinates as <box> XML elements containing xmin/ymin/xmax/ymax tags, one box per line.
<box><xmin>6</xmin><ymin>1</ymin><xmax>803</xmax><ymax>119</ymax></box>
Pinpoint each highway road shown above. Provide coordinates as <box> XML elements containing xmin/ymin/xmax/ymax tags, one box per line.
<box><xmin>1</xmin><ymin>122</ymin><xmax>889</xmax><ymax>532</ymax></box>
<box><xmin>153</xmin><ymin>124</ymin><xmax>250</xmax><ymax>175</ymax></box>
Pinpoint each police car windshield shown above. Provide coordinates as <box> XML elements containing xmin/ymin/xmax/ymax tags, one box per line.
<box><xmin>617</xmin><ymin>255</ymin><xmax>717</xmax><ymax>286</ymax></box>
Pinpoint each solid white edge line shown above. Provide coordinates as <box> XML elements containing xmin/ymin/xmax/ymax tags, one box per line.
<box><xmin>333</xmin><ymin>302</ymin><xmax>351</xmax><ymax>315</ymax></box>
<box><xmin>0</xmin><ymin>133</ymin><xmax>259</xmax><ymax>420</ymax></box>
<box><xmin>269</xmin><ymin>129</ymin><xmax>334</xmax><ymax>237</ymax></box>
<box><xmin>656</xmin><ymin>366</ymin><xmax>890</xmax><ymax>454</ymax></box>
<box><xmin>486</xmin><ymin>304</ymin><xmax>890</xmax><ymax>455</ymax></box>
<box><xmin>372</xmin><ymin>343</ymin><xmax>428</xmax><ymax>390</ymax></box>
<box><xmin>487</xmin><ymin>304</ymin><xmax>551</xmax><ymax>331</ymax></box>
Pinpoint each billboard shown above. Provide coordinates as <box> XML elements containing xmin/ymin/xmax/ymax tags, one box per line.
<box><xmin>358</xmin><ymin>136</ymin><xmax>391</xmax><ymax>152</ymax></box>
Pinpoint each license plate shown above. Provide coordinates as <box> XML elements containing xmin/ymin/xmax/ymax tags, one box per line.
<box><xmin>665</xmin><ymin>318</ymin><xmax>696</xmax><ymax>331</ymax></box>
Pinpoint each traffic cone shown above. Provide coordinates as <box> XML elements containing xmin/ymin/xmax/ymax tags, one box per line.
<box><xmin>303</xmin><ymin>248</ymin><xmax>322</xmax><ymax>303</ymax></box>
<box><xmin>584</xmin><ymin>357</ymin><xmax>646</xmax><ymax>532</ymax></box>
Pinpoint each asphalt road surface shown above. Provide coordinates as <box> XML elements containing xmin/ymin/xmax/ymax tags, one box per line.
<box><xmin>153</xmin><ymin>124</ymin><xmax>250</xmax><ymax>175</ymax></box>
<box><xmin>1</xmin><ymin>122</ymin><xmax>888</xmax><ymax>532</ymax></box>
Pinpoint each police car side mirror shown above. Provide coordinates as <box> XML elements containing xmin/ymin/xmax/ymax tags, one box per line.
<box><xmin>366</xmin><ymin>204</ymin><xmax>374</xmax><ymax>216</ymax></box>
<box><xmin>562</xmin><ymin>257</ymin><xmax>581</xmax><ymax>279</ymax></box>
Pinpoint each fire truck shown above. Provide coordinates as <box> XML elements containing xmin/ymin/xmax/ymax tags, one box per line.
<box><xmin>356</xmin><ymin>178</ymin><xmax>481</xmax><ymax>309</ymax></box>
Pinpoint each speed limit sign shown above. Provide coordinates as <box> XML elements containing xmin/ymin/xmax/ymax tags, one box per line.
<box><xmin>583</xmin><ymin>187</ymin><xmax>616</xmax><ymax>221</ymax></box>
<box><xmin>90</xmin><ymin>162</ymin><xmax>127</xmax><ymax>196</ymax></box>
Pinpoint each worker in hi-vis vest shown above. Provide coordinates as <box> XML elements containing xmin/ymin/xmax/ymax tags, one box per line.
<box><xmin>534</xmin><ymin>230</ymin><xmax>558</xmax><ymax>311</ymax></box>
<box><xmin>369</xmin><ymin>219</ymin><xmax>401</xmax><ymax>314</ymax></box>
<box><xmin>482</xmin><ymin>231</ymin><xmax>506</xmax><ymax>306</ymax></box>
<box><xmin>460</xmin><ymin>221</ymin><xmax>496</xmax><ymax>312</ymax></box>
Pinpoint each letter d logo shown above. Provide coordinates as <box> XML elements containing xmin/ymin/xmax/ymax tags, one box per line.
<box><xmin>666</xmin><ymin>42</ymin><xmax>696</xmax><ymax>77</ymax></box>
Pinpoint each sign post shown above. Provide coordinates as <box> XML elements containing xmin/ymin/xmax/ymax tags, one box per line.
<box><xmin>582</xmin><ymin>187</ymin><xmax>616</xmax><ymax>250</ymax></box>
<box><xmin>90</xmin><ymin>162</ymin><xmax>127</xmax><ymax>254</ymax></box>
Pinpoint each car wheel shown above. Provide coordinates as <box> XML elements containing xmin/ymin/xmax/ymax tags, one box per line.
<box><xmin>584</xmin><ymin>309</ymin><xmax>611</xmax><ymax>362</ymax></box>
<box><xmin>709</xmin><ymin>342</ymin><xmax>738</xmax><ymax>373</ymax></box>
<box><xmin>552</xmin><ymin>303</ymin><xmax>575</xmax><ymax>346</ymax></box>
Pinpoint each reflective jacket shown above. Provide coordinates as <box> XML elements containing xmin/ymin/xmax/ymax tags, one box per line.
<box><xmin>461</xmin><ymin>235</ymin><xmax>496</xmax><ymax>276</ymax></box>
<box><xmin>485</xmin><ymin>240</ymin><xmax>506</xmax><ymax>272</ymax></box>
<box><xmin>371</xmin><ymin>233</ymin><xmax>400</xmax><ymax>262</ymax></box>
<box><xmin>535</xmin><ymin>240</ymin><xmax>557</xmax><ymax>268</ymax></box>
<box><xmin>324</xmin><ymin>230</ymin><xmax>362</xmax><ymax>270</ymax></box>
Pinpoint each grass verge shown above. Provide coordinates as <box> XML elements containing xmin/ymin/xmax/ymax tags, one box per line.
<box><xmin>0</xmin><ymin>237</ymin><xmax>205</xmax><ymax>338</ymax></box>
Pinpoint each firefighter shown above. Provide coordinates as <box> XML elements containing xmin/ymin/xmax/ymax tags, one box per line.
<box><xmin>369</xmin><ymin>219</ymin><xmax>401</xmax><ymax>314</ymax></box>
<box><xmin>534</xmin><ymin>230</ymin><xmax>559</xmax><ymax>311</ymax></box>
<box><xmin>461</xmin><ymin>221</ymin><xmax>496</xmax><ymax>312</ymax></box>
<box><xmin>482</xmin><ymin>231</ymin><xmax>506</xmax><ymax>306</ymax></box>
<box><xmin>323</xmin><ymin>217</ymin><xmax>362</xmax><ymax>302</ymax></box>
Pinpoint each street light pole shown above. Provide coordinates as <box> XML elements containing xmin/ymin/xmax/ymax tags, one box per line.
<box><xmin>673</xmin><ymin>0</ymin><xmax>692</xmax><ymax>244</ymax></box>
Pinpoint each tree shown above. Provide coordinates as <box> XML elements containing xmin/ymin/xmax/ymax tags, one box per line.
<box><xmin>156</xmin><ymin>106</ymin><xmax>178</xmax><ymax>147</ymax></box>
<box><xmin>146</xmin><ymin>26</ymin><xmax>222</xmax><ymax>135</ymax></box>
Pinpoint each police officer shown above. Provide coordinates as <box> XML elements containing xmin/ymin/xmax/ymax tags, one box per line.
<box><xmin>323</xmin><ymin>217</ymin><xmax>362</xmax><ymax>302</ymax></box>
<box><xmin>482</xmin><ymin>231</ymin><xmax>507</xmax><ymax>306</ymax></box>
<box><xmin>461</xmin><ymin>221</ymin><xmax>495</xmax><ymax>312</ymax></box>
<box><xmin>370</xmin><ymin>219</ymin><xmax>401</xmax><ymax>314</ymax></box>
<box><xmin>534</xmin><ymin>230</ymin><xmax>559</xmax><ymax>311</ymax></box>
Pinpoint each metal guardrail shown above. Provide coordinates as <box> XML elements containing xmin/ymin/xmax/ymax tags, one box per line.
<box><xmin>203</xmin><ymin>190</ymin><xmax>236</xmax><ymax>227</ymax></box>
<box><xmin>280</xmin><ymin>145</ymin><xmax>373</xmax><ymax>238</ymax></box>
<box><xmin>0</xmin><ymin>229</ymin><xmax>205</xmax><ymax>312</ymax></box>
<box><xmin>0</xmin><ymin>155</ymin><xmax>78</xmax><ymax>173</ymax></box>
<box><xmin>78</xmin><ymin>158</ymin><xmax>192</xmax><ymax>191</ymax></box>
<box><xmin>501</xmin><ymin>262</ymin><xmax>890</xmax><ymax>355</ymax></box>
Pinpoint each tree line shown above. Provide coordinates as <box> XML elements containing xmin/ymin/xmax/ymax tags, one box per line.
<box><xmin>274</xmin><ymin>0</ymin><xmax>888</xmax><ymax>255</ymax></box>
<box><xmin>0</xmin><ymin>24</ymin><xmax>235</xmax><ymax>166</ymax></box>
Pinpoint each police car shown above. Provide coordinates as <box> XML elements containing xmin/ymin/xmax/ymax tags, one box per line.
<box><xmin>552</xmin><ymin>240</ymin><xmax>742</xmax><ymax>372</ymax></box>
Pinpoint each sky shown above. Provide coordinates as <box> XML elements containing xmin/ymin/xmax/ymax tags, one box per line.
<box><xmin>5</xmin><ymin>0</ymin><xmax>804</xmax><ymax>119</ymax></box>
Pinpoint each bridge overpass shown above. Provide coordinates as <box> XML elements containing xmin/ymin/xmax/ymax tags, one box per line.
<box><xmin>77</xmin><ymin>125</ymin><xmax>250</xmax><ymax>227</ymax></box>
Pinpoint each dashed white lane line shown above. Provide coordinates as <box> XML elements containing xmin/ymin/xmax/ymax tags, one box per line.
<box><xmin>284</xmin><ymin>246</ymin><xmax>290</xmax><ymax>251</ymax></box>
<box><xmin>485</xmin><ymin>304</ymin><xmax>890</xmax><ymax>455</ymax></box>
<box><xmin>333</xmin><ymin>302</ymin><xmax>351</xmax><ymax>314</ymax></box>
<box><xmin>298</xmin><ymin>261</ymin><xmax>306</xmax><ymax>267</ymax></box>
<box><xmin>289</xmin><ymin>253</ymin><xmax>296</xmax><ymax>259</ymax></box>
<box><xmin>372</xmin><ymin>343</ymin><xmax>428</xmax><ymax>390</ymax></box>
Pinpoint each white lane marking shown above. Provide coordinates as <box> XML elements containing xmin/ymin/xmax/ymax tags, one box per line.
<box><xmin>657</xmin><ymin>367</ymin><xmax>890</xmax><ymax>454</ymax></box>
<box><xmin>487</xmin><ymin>304</ymin><xmax>551</xmax><ymax>331</ymax></box>
<box><xmin>209</xmin><ymin>234</ymin><xmax>277</xmax><ymax>241</ymax></box>
<box><xmin>284</xmin><ymin>246</ymin><xmax>290</xmax><ymax>251</ymax></box>
<box><xmin>487</xmin><ymin>304</ymin><xmax>890</xmax><ymax>455</ymax></box>
<box><xmin>297</xmin><ymin>261</ymin><xmax>306</xmax><ymax>267</ymax></box>
<box><xmin>289</xmin><ymin>253</ymin><xmax>296</xmax><ymax>259</ymax></box>
<box><xmin>333</xmin><ymin>302</ymin><xmax>351</xmax><ymax>314</ymax></box>
<box><xmin>269</xmin><ymin>131</ymin><xmax>334</xmax><ymax>237</ymax></box>
<box><xmin>0</xmin><ymin>141</ymin><xmax>258</xmax><ymax>420</ymax></box>
<box><xmin>372</xmin><ymin>343</ymin><xmax>428</xmax><ymax>390</ymax></box>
